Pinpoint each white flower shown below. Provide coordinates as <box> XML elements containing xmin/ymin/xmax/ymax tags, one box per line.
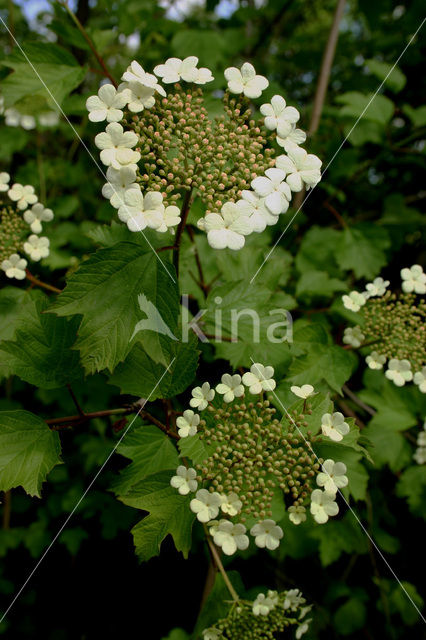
<box><xmin>342</xmin><ymin>290</ymin><xmax>366</xmax><ymax>312</ymax></box>
<box><xmin>288</xmin><ymin>505</ymin><xmax>307</xmax><ymax>525</ymax></box>
<box><xmin>176</xmin><ymin>409</ymin><xmax>200</xmax><ymax>438</ymax></box>
<box><xmin>385</xmin><ymin>359</ymin><xmax>413</xmax><ymax>387</ymax></box>
<box><xmin>242</xmin><ymin>363</ymin><xmax>276</xmax><ymax>394</ymax></box>
<box><xmin>252</xmin><ymin>592</ymin><xmax>276</xmax><ymax>616</ymax></box>
<box><xmin>202</xmin><ymin>628</ymin><xmax>222</xmax><ymax>640</ymax></box>
<box><xmin>251</xmin><ymin>168</ymin><xmax>292</xmax><ymax>215</ymax></box>
<box><xmin>321</xmin><ymin>412</ymin><xmax>350</xmax><ymax>442</ymax></box>
<box><xmin>364</xmin><ymin>276</ymin><xmax>390</xmax><ymax>298</ymax></box>
<box><xmin>316</xmin><ymin>459</ymin><xmax>348</xmax><ymax>495</ymax></box>
<box><xmin>417</xmin><ymin>426</ymin><xmax>426</xmax><ymax>447</ymax></box>
<box><xmin>310</xmin><ymin>489</ymin><xmax>339</xmax><ymax>524</ymax></box>
<box><xmin>220</xmin><ymin>492</ymin><xmax>242</xmax><ymax>516</ymax></box>
<box><xmin>118</xmin><ymin>188</ymin><xmax>164</xmax><ymax>232</ymax></box>
<box><xmin>190</xmin><ymin>489</ymin><xmax>222</xmax><ymax>523</ymax></box>
<box><xmin>38</xmin><ymin>111</ymin><xmax>60</xmax><ymax>127</ymax></box>
<box><xmin>260</xmin><ymin>95</ymin><xmax>300</xmax><ymax>138</ymax></box>
<box><xmin>401</xmin><ymin>265</ymin><xmax>426</xmax><ymax>294</ymax></box>
<box><xmin>102</xmin><ymin>166</ymin><xmax>139</xmax><ymax>209</ymax></box>
<box><xmin>414</xmin><ymin>448</ymin><xmax>426</xmax><ymax>465</ymax></box>
<box><xmin>200</xmin><ymin>202</ymin><xmax>252</xmax><ymax>251</ymax></box>
<box><xmin>276</xmin><ymin>147</ymin><xmax>322</xmax><ymax>192</ymax></box>
<box><xmin>237</xmin><ymin>191</ymin><xmax>278</xmax><ymax>232</ymax></box>
<box><xmin>154</xmin><ymin>56</ymin><xmax>213</xmax><ymax>85</ymax></box>
<box><xmin>190</xmin><ymin>382</ymin><xmax>215</xmax><ymax>410</ymax></box>
<box><xmin>366</xmin><ymin>351</ymin><xmax>386</xmax><ymax>370</ymax></box>
<box><xmin>283</xmin><ymin>589</ymin><xmax>305</xmax><ymax>611</ymax></box>
<box><xmin>5</xmin><ymin>108</ymin><xmax>36</xmax><ymax>129</ymax></box>
<box><xmin>0</xmin><ymin>172</ymin><xmax>10</xmax><ymax>192</ymax></box>
<box><xmin>86</xmin><ymin>84</ymin><xmax>129</xmax><ymax>122</ymax></box>
<box><xmin>8</xmin><ymin>183</ymin><xmax>38</xmax><ymax>210</ymax></box>
<box><xmin>216</xmin><ymin>373</ymin><xmax>244</xmax><ymax>403</ymax></box>
<box><xmin>250</xmin><ymin>519</ymin><xmax>283</xmax><ymax>550</ymax></box>
<box><xmin>296</xmin><ymin>620</ymin><xmax>311</xmax><ymax>639</ymax></box>
<box><xmin>95</xmin><ymin>122</ymin><xmax>140</xmax><ymax>169</ymax></box>
<box><xmin>224</xmin><ymin>62</ymin><xmax>268</xmax><ymax>99</ymax></box>
<box><xmin>156</xmin><ymin>205</ymin><xmax>181</xmax><ymax>233</ymax></box>
<box><xmin>170</xmin><ymin>465</ymin><xmax>198</xmax><ymax>495</ymax></box>
<box><xmin>290</xmin><ymin>384</ymin><xmax>315</xmax><ymax>399</ymax></box>
<box><xmin>343</xmin><ymin>326</ymin><xmax>365</xmax><ymax>348</ymax></box>
<box><xmin>23</xmin><ymin>203</ymin><xmax>54</xmax><ymax>234</ymax></box>
<box><xmin>414</xmin><ymin>367</ymin><xmax>426</xmax><ymax>393</ymax></box>
<box><xmin>276</xmin><ymin>125</ymin><xmax>307</xmax><ymax>151</ymax></box>
<box><xmin>267</xmin><ymin>590</ymin><xmax>279</xmax><ymax>606</ymax></box>
<box><xmin>1</xmin><ymin>253</ymin><xmax>27</xmax><ymax>280</ymax></box>
<box><xmin>212</xmin><ymin>520</ymin><xmax>249</xmax><ymax>556</ymax></box>
<box><xmin>23</xmin><ymin>235</ymin><xmax>50</xmax><ymax>261</ymax></box>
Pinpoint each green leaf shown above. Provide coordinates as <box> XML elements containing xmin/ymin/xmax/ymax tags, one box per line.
<box><xmin>112</xmin><ymin>425</ymin><xmax>179</xmax><ymax>496</ymax></box>
<box><xmin>333</xmin><ymin>597</ymin><xmax>367</xmax><ymax>635</ymax></box>
<box><xmin>336</xmin><ymin>92</ymin><xmax>395</xmax><ymax>126</ymax></box>
<box><xmin>335</xmin><ymin>224</ymin><xmax>390</xmax><ymax>279</ymax></box>
<box><xmin>49</xmin><ymin>242</ymin><xmax>178</xmax><ymax>374</ymax></box>
<box><xmin>119</xmin><ymin>470</ymin><xmax>195</xmax><ymax>562</ymax></box>
<box><xmin>310</xmin><ymin>512</ymin><xmax>368</xmax><ymax>566</ymax></box>
<box><xmin>172</xmin><ymin>30</ymin><xmax>226</xmax><ymax>67</ymax></box>
<box><xmin>296</xmin><ymin>269</ymin><xmax>347</xmax><ymax>301</ymax></box>
<box><xmin>0</xmin><ymin>410</ymin><xmax>61</xmax><ymax>497</ymax></box>
<box><xmin>396</xmin><ymin>466</ymin><xmax>426</xmax><ymax>519</ymax></box>
<box><xmin>365</xmin><ymin>59</ymin><xmax>406</xmax><ymax>93</ymax></box>
<box><xmin>387</xmin><ymin>580</ymin><xmax>424</xmax><ymax>626</ymax></box>
<box><xmin>288</xmin><ymin>343</ymin><xmax>355</xmax><ymax>394</ymax></box>
<box><xmin>402</xmin><ymin>104</ymin><xmax>426</xmax><ymax>128</ymax></box>
<box><xmin>0</xmin><ymin>293</ymin><xmax>83</xmax><ymax>388</ymax></box>
<box><xmin>295</xmin><ymin>226</ymin><xmax>342</xmax><ymax>277</ymax></box>
<box><xmin>161</xmin><ymin>630</ymin><xmax>189</xmax><ymax>640</ymax></box>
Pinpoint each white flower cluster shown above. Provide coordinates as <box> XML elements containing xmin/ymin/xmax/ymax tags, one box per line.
<box><xmin>0</xmin><ymin>98</ymin><xmax>59</xmax><ymax>129</ymax></box>
<box><xmin>342</xmin><ymin>276</ymin><xmax>390</xmax><ymax>312</ymax></box>
<box><xmin>413</xmin><ymin>420</ymin><xmax>426</xmax><ymax>465</ymax></box>
<box><xmin>87</xmin><ymin>57</ymin><xmax>321</xmax><ymax>249</ymax></box>
<box><xmin>0</xmin><ymin>173</ymin><xmax>53</xmax><ymax>280</ymax></box>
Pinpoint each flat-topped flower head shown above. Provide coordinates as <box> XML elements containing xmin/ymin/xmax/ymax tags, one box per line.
<box><xmin>321</xmin><ymin>412</ymin><xmax>350</xmax><ymax>442</ymax></box>
<box><xmin>316</xmin><ymin>459</ymin><xmax>348</xmax><ymax>495</ymax></box>
<box><xmin>250</xmin><ymin>519</ymin><xmax>283</xmax><ymax>550</ymax></box>
<box><xmin>310</xmin><ymin>489</ymin><xmax>339</xmax><ymax>523</ymax></box>
<box><xmin>401</xmin><ymin>264</ymin><xmax>426</xmax><ymax>294</ymax></box>
<box><xmin>385</xmin><ymin>358</ymin><xmax>413</xmax><ymax>387</ymax></box>
<box><xmin>224</xmin><ymin>62</ymin><xmax>268</xmax><ymax>99</ymax></box>
<box><xmin>1</xmin><ymin>253</ymin><xmax>27</xmax><ymax>280</ymax></box>
<box><xmin>242</xmin><ymin>363</ymin><xmax>276</xmax><ymax>393</ymax></box>
<box><xmin>176</xmin><ymin>409</ymin><xmax>200</xmax><ymax>438</ymax></box>
<box><xmin>170</xmin><ymin>466</ymin><xmax>198</xmax><ymax>495</ymax></box>
<box><xmin>86</xmin><ymin>84</ymin><xmax>129</xmax><ymax>122</ymax></box>
<box><xmin>23</xmin><ymin>203</ymin><xmax>54</xmax><ymax>234</ymax></box>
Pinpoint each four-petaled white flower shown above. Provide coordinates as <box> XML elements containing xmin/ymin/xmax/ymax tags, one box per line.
<box><xmin>176</xmin><ymin>409</ymin><xmax>200</xmax><ymax>438</ymax></box>
<box><xmin>8</xmin><ymin>183</ymin><xmax>38</xmax><ymax>210</ymax></box>
<box><xmin>118</xmin><ymin>189</ymin><xmax>164</xmax><ymax>232</ymax></box>
<box><xmin>190</xmin><ymin>382</ymin><xmax>215</xmax><ymax>410</ymax></box>
<box><xmin>154</xmin><ymin>56</ymin><xmax>213</xmax><ymax>85</ymax></box>
<box><xmin>170</xmin><ymin>465</ymin><xmax>198</xmax><ymax>495</ymax></box>
<box><xmin>190</xmin><ymin>489</ymin><xmax>222</xmax><ymax>523</ymax></box>
<box><xmin>283</xmin><ymin>589</ymin><xmax>306</xmax><ymax>611</ymax></box>
<box><xmin>401</xmin><ymin>264</ymin><xmax>426</xmax><ymax>294</ymax></box>
<box><xmin>224</xmin><ymin>62</ymin><xmax>269</xmax><ymax>99</ymax></box>
<box><xmin>156</xmin><ymin>205</ymin><xmax>181</xmax><ymax>233</ymax></box>
<box><xmin>250</xmin><ymin>519</ymin><xmax>283</xmax><ymax>550</ymax></box>
<box><xmin>86</xmin><ymin>84</ymin><xmax>129</xmax><ymax>122</ymax></box>
<box><xmin>237</xmin><ymin>191</ymin><xmax>278</xmax><ymax>232</ymax></box>
<box><xmin>220</xmin><ymin>492</ymin><xmax>243</xmax><ymax>516</ymax></box>
<box><xmin>216</xmin><ymin>373</ymin><xmax>244</xmax><ymax>402</ymax></box>
<box><xmin>385</xmin><ymin>358</ymin><xmax>413</xmax><ymax>387</ymax></box>
<box><xmin>316</xmin><ymin>459</ymin><xmax>348</xmax><ymax>495</ymax></box>
<box><xmin>276</xmin><ymin>147</ymin><xmax>322</xmax><ymax>192</ymax></box>
<box><xmin>277</xmin><ymin>126</ymin><xmax>307</xmax><ymax>152</ymax></box>
<box><xmin>342</xmin><ymin>290</ymin><xmax>366</xmax><ymax>312</ymax></box>
<box><xmin>260</xmin><ymin>95</ymin><xmax>300</xmax><ymax>138</ymax></box>
<box><xmin>212</xmin><ymin>520</ymin><xmax>249</xmax><ymax>556</ymax></box>
<box><xmin>1</xmin><ymin>253</ymin><xmax>27</xmax><ymax>280</ymax></box>
<box><xmin>23</xmin><ymin>235</ymin><xmax>50</xmax><ymax>261</ymax></box>
<box><xmin>95</xmin><ymin>122</ymin><xmax>140</xmax><ymax>169</ymax></box>
<box><xmin>290</xmin><ymin>384</ymin><xmax>315</xmax><ymax>399</ymax></box>
<box><xmin>343</xmin><ymin>326</ymin><xmax>365</xmax><ymax>348</ymax></box>
<box><xmin>252</xmin><ymin>592</ymin><xmax>276</xmax><ymax>616</ymax></box>
<box><xmin>23</xmin><ymin>203</ymin><xmax>54</xmax><ymax>234</ymax></box>
<box><xmin>202</xmin><ymin>628</ymin><xmax>222</xmax><ymax>640</ymax></box>
<box><xmin>251</xmin><ymin>168</ymin><xmax>292</xmax><ymax>215</ymax></box>
<box><xmin>242</xmin><ymin>363</ymin><xmax>276</xmax><ymax>394</ymax></box>
<box><xmin>310</xmin><ymin>489</ymin><xmax>339</xmax><ymax>524</ymax></box>
<box><xmin>288</xmin><ymin>505</ymin><xmax>307</xmax><ymax>525</ymax></box>
<box><xmin>364</xmin><ymin>276</ymin><xmax>390</xmax><ymax>298</ymax></box>
<box><xmin>102</xmin><ymin>166</ymin><xmax>139</xmax><ymax>209</ymax></box>
<box><xmin>365</xmin><ymin>351</ymin><xmax>386</xmax><ymax>370</ymax></box>
<box><xmin>200</xmin><ymin>202</ymin><xmax>252</xmax><ymax>250</ymax></box>
<box><xmin>0</xmin><ymin>172</ymin><xmax>10</xmax><ymax>192</ymax></box>
<box><xmin>414</xmin><ymin>367</ymin><xmax>426</xmax><ymax>393</ymax></box>
<box><xmin>321</xmin><ymin>412</ymin><xmax>350</xmax><ymax>442</ymax></box>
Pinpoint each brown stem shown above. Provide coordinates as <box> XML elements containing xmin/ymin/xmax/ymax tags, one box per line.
<box><xmin>187</xmin><ymin>226</ymin><xmax>209</xmax><ymax>298</ymax></box>
<box><xmin>342</xmin><ymin>385</ymin><xmax>376</xmax><ymax>416</ymax></box>
<box><xmin>66</xmin><ymin>383</ymin><xmax>84</xmax><ymax>416</ymax></box>
<box><xmin>337</xmin><ymin>399</ymin><xmax>366</xmax><ymax>429</ymax></box>
<box><xmin>204</xmin><ymin>527</ymin><xmax>239</xmax><ymax>602</ymax></box>
<box><xmin>173</xmin><ymin>189</ymin><xmax>193</xmax><ymax>277</ymax></box>
<box><xmin>2</xmin><ymin>491</ymin><xmax>12</xmax><ymax>530</ymax></box>
<box><xmin>26</xmin><ymin>270</ymin><xmax>62</xmax><ymax>294</ymax></box>
<box><xmin>323</xmin><ymin>200</ymin><xmax>348</xmax><ymax>228</ymax></box>
<box><xmin>58</xmin><ymin>1</ymin><xmax>117</xmax><ymax>87</ymax></box>
<box><xmin>199</xmin><ymin>558</ymin><xmax>217</xmax><ymax>611</ymax></box>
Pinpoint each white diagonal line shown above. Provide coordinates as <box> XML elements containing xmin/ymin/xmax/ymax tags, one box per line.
<box><xmin>0</xmin><ymin>357</ymin><xmax>176</xmax><ymax>625</ymax></box>
<box><xmin>250</xmin><ymin>16</ymin><xmax>426</xmax><ymax>284</ymax></box>
<box><xmin>0</xmin><ymin>16</ymin><xmax>176</xmax><ymax>284</ymax></box>
<box><xmin>251</xmin><ymin>357</ymin><xmax>426</xmax><ymax>625</ymax></box>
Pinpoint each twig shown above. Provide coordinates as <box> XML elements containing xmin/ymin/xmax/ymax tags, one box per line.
<box><xmin>66</xmin><ymin>383</ymin><xmax>84</xmax><ymax>416</ymax></box>
<box><xmin>342</xmin><ymin>385</ymin><xmax>376</xmax><ymax>416</ymax></box>
<box><xmin>58</xmin><ymin>1</ymin><xmax>117</xmax><ymax>87</ymax></box>
<box><xmin>204</xmin><ymin>527</ymin><xmax>239</xmax><ymax>602</ymax></box>
<box><xmin>323</xmin><ymin>200</ymin><xmax>348</xmax><ymax>228</ymax></box>
<box><xmin>26</xmin><ymin>270</ymin><xmax>62</xmax><ymax>294</ymax></box>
